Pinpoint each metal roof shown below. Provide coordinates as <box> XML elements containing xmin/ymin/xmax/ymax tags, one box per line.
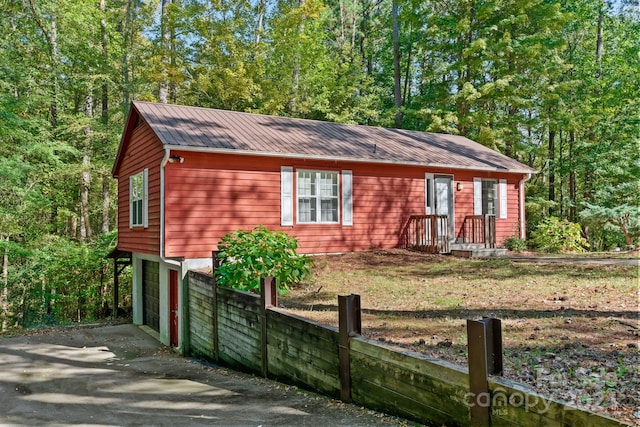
<box><xmin>128</xmin><ymin>101</ymin><xmax>536</xmax><ymax>173</ymax></box>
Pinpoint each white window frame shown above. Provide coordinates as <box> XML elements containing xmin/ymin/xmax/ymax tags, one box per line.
<box><xmin>499</xmin><ymin>179</ymin><xmax>507</xmax><ymax>219</ymax></box>
<box><xmin>342</xmin><ymin>170</ymin><xmax>353</xmax><ymax>226</ymax></box>
<box><xmin>281</xmin><ymin>166</ymin><xmax>294</xmax><ymax>226</ymax></box>
<box><xmin>482</xmin><ymin>179</ymin><xmax>498</xmax><ymax>216</ymax></box>
<box><xmin>130</xmin><ymin>169</ymin><xmax>148</xmax><ymax>228</ymax></box>
<box><xmin>474</xmin><ymin>177</ymin><xmax>507</xmax><ymax>218</ymax></box>
<box><xmin>296</xmin><ymin>169</ymin><xmax>340</xmax><ymax>224</ymax></box>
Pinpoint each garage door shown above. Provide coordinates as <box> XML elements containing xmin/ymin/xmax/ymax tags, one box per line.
<box><xmin>142</xmin><ymin>260</ymin><xmax>160</xmax><ymax>332</ymax></box>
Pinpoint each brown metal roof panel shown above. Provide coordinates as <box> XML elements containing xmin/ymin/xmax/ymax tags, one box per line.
<box><xmin>131</xmin><ymin>101</ymin><xmax>535</xmax><ymax>173</ymax></box>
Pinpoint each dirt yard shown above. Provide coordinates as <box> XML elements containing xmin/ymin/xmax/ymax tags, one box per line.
<box><xmin>281</xmin><ymin>250</ymin><xmax>640</xmax><ymax>425</ymax></box>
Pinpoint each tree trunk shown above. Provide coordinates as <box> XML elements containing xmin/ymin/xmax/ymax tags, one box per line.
<box><xmin>360</xmin><ymin>1</ymin><xmax>372</xmax><ymax>76</ymax></box>
<box><xmin>505</xmin><ymin>105</ymin><xmax>516</xmax><ymax>158</ymax></box>
<box><xmin>289</xmin><ymin>0</ymin><xmax>305</xmax><ymax>115</ymax></box>
<box><xmin>402</xmin><ymin>20</ymin><xmax>413</xmax><ymax>108</ymax></box>
<box><xmin>26</xmin><ymin>0</ymin><xmax>59</xmax><ymax>129</ymax></box>
<box><xmin>80</xmin><ymin>93</ymin><xmax>93</xmax><ymax>242</ymax></box>
<box><xmin>548</xmin><ymin>128</ymin><xmax>556</xmax><ymax>215</ymax></box>
<box><xmin>159</xmin><ymin>0</ymin><xmax>171</xmax><ymax>104</ymax></box>
<box><xmin>255</xmin><ymin>0</ymin><xmax>265</xmax><ymax>44</ymax></box>
<box><xmin>338</xmin><ymin>0</ymin><xmax>346</xmax><ymax>46</ymax></box>
<box><xmin>392</xmin><ymin>0</ymin><xmax>402</xmax><ymax>128</ymax></box>
<box><xmin>569</xmin><ymin>130</ymin><xmax>576</xmax><ymax>221</ymax></box>
<box><xmin>122</xmin><ymin>0</ymin><xmax>135</xmax><ymax>111</ymax></box>
<box><xmin>102</xmin><ymin>174</ymin><xmax>110</xmax><ymax>234</ymax></box>
<box><xmin>50</xmin><ymin>10</ymin><xmax>58</xmax><ymax>130</ymax></box>
<box><xmin>71</xmin><ymin>215</ymin><xmax>78</xmax><ymax>240</ymax></box>
<box><xmin>169</xmin><ymin>5</ymin><xmax>177</xmax><ymax>103</ymax></box>
<box><xmin>596</xmin><ymin>4</ymin><xmax>604</xmax><ymax>79</ymax></box>
<box><xmin>2</xmin><ymin>237</ymin><xmax>8</xmax><ymax>332</ymax></box>
<box><xmin>100</xmin><ymin>0</ymin><xmax>108</xmax><ymax>123</ymax></box>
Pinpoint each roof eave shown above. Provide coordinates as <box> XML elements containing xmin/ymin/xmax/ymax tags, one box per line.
<box><xmin>163</xmin><ymin>145</ymin><xmax>537</xmax><ymax>174</ymax></box>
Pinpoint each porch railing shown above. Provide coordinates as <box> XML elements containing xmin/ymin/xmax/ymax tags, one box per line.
<box><xmin>459</xmin><ymin>215</ymin><xmax>496</xmax><ymax>248</ymax></box>
<box><xmin>405</xmin><ymin>215</ymin><xmax>450</xmax><ymax>254</ymax></box>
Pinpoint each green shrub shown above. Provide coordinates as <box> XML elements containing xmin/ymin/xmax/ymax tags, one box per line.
<box><xmin>503</xmin><ymin>236</ymin><xmax>527</xmax><ymax>252</ymax></box>
<box><xmin>530</xmin><ymin>217</ymin><xmax>588</xmax><ymax>253</ymax></box>
<box><xmin>215</xmin><ymin>226</ymin><xmax>312</xmax><ymax>294</ymax></box>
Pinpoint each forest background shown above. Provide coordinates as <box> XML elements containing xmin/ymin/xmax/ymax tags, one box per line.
<box><xmin>0</xmin><ymin>0</ymin><xmax>638</xmax><ymax>329</ymax></box>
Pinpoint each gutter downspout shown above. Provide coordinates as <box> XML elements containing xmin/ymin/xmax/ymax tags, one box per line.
<box><xmin>519</xmin><ymin>173</ymin><xmax>532</xmax><ymax>240</ymax></box>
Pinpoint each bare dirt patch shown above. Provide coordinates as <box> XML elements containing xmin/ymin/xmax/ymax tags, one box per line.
<box><xmin>281</xmin><ymin>250</ymin><xmax>640</xmax><ymax>424</ymax></box>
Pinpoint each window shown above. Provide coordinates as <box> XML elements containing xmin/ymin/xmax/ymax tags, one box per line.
<box><xmin>474</xmin><ymin>177</ymin><xmax>507</xmax><ymax>219</ymax></box>
<box><xmin>130</xmin><ymin>169</ymin><xmax>148</xmax><ymax>228</ymax></box>
<box><xmin>482</xmin><ymin>179</ymin><xmax>497</xmax><ymax>215</ymax></box>
<box><xmin>297</xmin><ymin>170</ymin><xmax>339</xmax><ymax>223</ymax></box>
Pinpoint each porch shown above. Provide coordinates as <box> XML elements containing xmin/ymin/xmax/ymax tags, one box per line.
<box><xmin>405</xmin><ymin>214</ymin><xmax>506</xmax><ymax>257</ymax></box>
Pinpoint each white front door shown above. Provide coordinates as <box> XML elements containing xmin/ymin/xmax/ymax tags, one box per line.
<box><xmin>434</xmin><ymin>176</ymin><xmax>454</xmax><ymax>237</ymax></box>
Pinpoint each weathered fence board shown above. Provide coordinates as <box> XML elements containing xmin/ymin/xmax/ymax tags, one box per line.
<box><xmin>350</xmin><ymin>337</ymin><xmax>470</xmax><ymax>426</ymax></box>
<box><xmin>187</xmin><ymin>271</ymin><xmax>215</xmax><ymax>360</ymax></box>
<box><xmin>487</xmin><ymin>377</ymin><xmax>623</xmax><ymax>427</ymax></box>
<box><xmin>268</xmin><ymin>352</ymin><xmax>340</xmax><ymax>397</ymax></box>
<box><xmin>218</xmin><ymin>342</ymin><xmax>261</xmax><ymax>372</ymax></box>
<box><xmin>266</xmin><ymin>308</ymin><xmax>341</xmax><ymax>397</ymax></box>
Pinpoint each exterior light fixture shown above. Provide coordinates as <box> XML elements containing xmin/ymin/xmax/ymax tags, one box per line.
<box><xmin>169</xmin><ymin>155</ymin><xmax>184</xmax><ymax>164</ymax></box>
<box><xmin>457</xmin><ymin>182</ymin><xmax>464</xmax><ymax>191</ymax></box>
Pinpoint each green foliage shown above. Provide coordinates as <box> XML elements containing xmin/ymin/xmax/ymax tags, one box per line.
<box><xmin>1</xmin><ymin>232</ymin><xmax>121</xmax><ymax>329</ymax></box>
<box><xmin>215</xmin><ymin>226</ymin><xmax>312</xmax><ymax>294</ymax></box>
<box><xmin>503</xmin><ymin>236</ymin><xmax>527</xmax><ymax>253</ymax></box>
<box><xmin>581</xmin><ymin>203</ymin><xmax>640</xmax><ymax>248</ymax></box>
<box><xmin>531</xmin><ymin>217</ymin><xmax>588</xmax><ymax>253</ymax></box>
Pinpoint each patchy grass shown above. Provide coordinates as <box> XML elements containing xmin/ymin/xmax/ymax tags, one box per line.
<box><xmin>281</xmin><ymin>250</ymin><xmax>639</xmax><ymax>423</ymax></box>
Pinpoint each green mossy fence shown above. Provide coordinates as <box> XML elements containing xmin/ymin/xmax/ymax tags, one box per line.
<box><xmin>184</xmin><ymin>269</ymin><xmax>625</xmax><ymax>427</ymax></box>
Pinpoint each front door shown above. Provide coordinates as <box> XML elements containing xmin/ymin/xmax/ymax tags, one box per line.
<box><xmin>434</xmin><ymin>175</ymin><xmax>454</xmax><ymax>238</ymax></box>
<box><xmin>169</xmin><ymin>269</ymin><xmax>179</xmax><ymax>347</ymax></box>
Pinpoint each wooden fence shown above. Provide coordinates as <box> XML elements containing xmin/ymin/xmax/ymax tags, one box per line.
<box><xmin>184</xmin><ymin>270</ymin><xmax>625</xmax><ymax>427</ymax></box>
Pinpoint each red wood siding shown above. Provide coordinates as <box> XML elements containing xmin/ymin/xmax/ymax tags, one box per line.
<box><xmin>115</xmin><ymin>122</ymin><xmax>164</xmax><ymax>255</ymax></box>
<box><xmin>451</xmin><ymin>172</ymin><xmax>522</xmax><ymax>245</ymax></box>
<box><xmin>164</xmin><ymin>152</ymin><xmax>526</xmax><ymax>257</ymax></box>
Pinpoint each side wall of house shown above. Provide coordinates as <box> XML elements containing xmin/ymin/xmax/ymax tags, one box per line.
<box><xmin>164</xmin><ymin>151</ymin><xmax>524</xmax><ymax>258</ymax></box>
<box><xmin>116</xmin><ymin>121</ymin><xmax>164</xmax><ymax>256</ymax></box>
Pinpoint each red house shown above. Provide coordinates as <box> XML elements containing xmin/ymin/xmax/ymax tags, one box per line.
<box><xmin>112</xmin><ymin>101</ymin><xmax>534</xmax><ymax>348</ymax></box>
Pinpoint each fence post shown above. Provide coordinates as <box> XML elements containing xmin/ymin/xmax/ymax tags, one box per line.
<box><xmin>467</xmin><ymin>317</ymin><xmax>503</xmax><ymax>427</ymax></box>
<box><xmin>339</xmin><ymin>294</ymin><xmax>361</xmax><ymax>403</ymax></box>
<box><xmin>211</xmin><ymin>251</ymin><xmax>221</xmax><ymax>362</ymax></box>
<box><xmin>260</xmin><ymin>277</ymin><xmax>277</xmax><ymax>378</ymax></box>
<box><xmin>483</xmin><ymin>317</ymin><xmax>503</xmax><ymax>376</ymax></box>
<box><xmin>467</xmin><ymin>319</ymin><xmax>490</xmax><ymax>427</ymax></box>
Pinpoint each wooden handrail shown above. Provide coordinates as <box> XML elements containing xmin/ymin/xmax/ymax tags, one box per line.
<box><xmin>459</xmin><ymin>215</ymin><xmax>496</xmax><ymax>248</ymax></box>
<box><xmin>405</xmin><ymin>215</ymin><xmax>449</xmax><ymax>254</ymax></box>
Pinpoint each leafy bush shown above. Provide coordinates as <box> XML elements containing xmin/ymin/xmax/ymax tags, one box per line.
<box><xmin>1</xmin><ymin>232</ymin><xmax>119</xmax><ymax>330</ymax></box>
<box><xmin>503</xmin><ymin>236</ymin><xmax>527</xmax><ymax>252</ymax></box>
<box><xmin>530</xmin><ymin>217</ymin><xmax>588</xmax><ymax>253</ymax></box>
<box><xmin>215</xmin><ymin>226</ymin><xmax>312</xmax><ymax>294</ymax></box>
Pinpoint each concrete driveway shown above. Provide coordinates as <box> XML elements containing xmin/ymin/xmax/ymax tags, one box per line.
<box><xmin>0</xmin><ymin>324</ymin><xmax>407</xmax><ymax>426</ymax></box>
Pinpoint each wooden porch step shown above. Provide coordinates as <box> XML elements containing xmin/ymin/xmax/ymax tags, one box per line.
<box><xmin>451</xmin><ymin>248</ymin><xmax>508</xmax><ymax>258</ymax></box>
